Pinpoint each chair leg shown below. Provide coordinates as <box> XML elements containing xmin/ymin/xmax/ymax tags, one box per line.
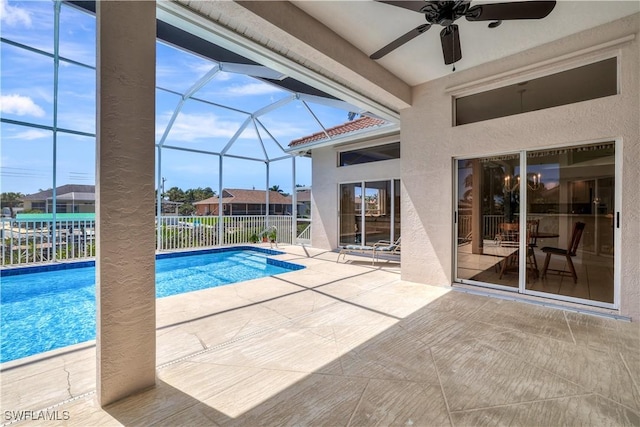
<box><xmin>499</xmin><ymin>252</ymin><xmax>516</xmax><ymax>279</ymax></box>
<box><xmin>566</xmin><ymin>255</ymin><xmax>578</xmax><ymax>283</ymax></box>
<box><xmin>541</xmin><ymin>253</ymin><xmax>551</xmax><ymax>278</ymax></box>
<box><xmin>499</xmin><ymin>257</ymin><xmax>506</xmax><ymax>279</ymax></box>
<box><xmin>526</xmin><ymin>249</ymin><xmax>538</xmax><ymax>279</ymax></box>
<box><xmin>530</xmin><ymin>248</ymin><xmax>539</xmax><ymax>271</ymax></box>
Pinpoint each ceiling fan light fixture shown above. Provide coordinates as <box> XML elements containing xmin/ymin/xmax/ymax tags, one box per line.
<box><xmin>371</xmin><ymin>1</ymin><xmax>557</xmax><ymax>66</ymax></box>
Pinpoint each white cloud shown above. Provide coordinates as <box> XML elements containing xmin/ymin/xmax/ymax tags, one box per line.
<box><xmin>0</xmin><ymin>0</ymin><xmax>31</xmax><ymax>27</ymax></box>
<box><xmin>0</xmin><ymin>94</ymin><xmax>46</xmax><ymax>117</ymax></box>
<box><xmin>6</xmin><ymin>129</ymin><xmax>50</xmax><ymax>141</ymax></box>
<box><xmin>157</xmin><ymin>112</ymin><xmax>244</xmax><ymax>142</ymax></box>
<box><xmin>227</xmin><ymin>83</ymin><xmax>282</xmax><ymax>96</ymax></box>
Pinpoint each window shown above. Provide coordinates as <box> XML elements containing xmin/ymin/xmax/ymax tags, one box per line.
<box><xmin>339</xmin><ymin>142</ymin><xmax>400</xmax><ymax>167</ymax></box>
<box><xmin>455</xmin><ymin>58</ymin><xmax>618</xmax><ymax>126</ymax></box>
<box><xmin>339</xmin><ymin>179</ymin><xmax>399</xmax><ymax>246</ymax></box>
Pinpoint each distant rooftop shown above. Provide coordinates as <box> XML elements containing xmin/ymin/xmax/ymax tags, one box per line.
<box><xmin>289</xmin><ymin>116</ymin><xmax>387</xmax><ymax>148</ymax></box>
<box><xmin>194</xmin><ymin>188</ymin><xmax>292</xmax><ymax>205</ymax></box>
<box><xmin>22</xmin><ymin>185</ymin><xmax>95</xmax><ymax>201</ymax></box>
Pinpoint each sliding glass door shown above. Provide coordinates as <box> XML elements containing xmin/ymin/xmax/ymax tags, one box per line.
<box><xmin>339</xmin><ymin>183</ymin><xmax>362</xmax><ymax>245</ymax></box>
<box><xmin>455</xmin><ymin>155</ymin><xmax>521</xmax><ymax>289</ymax></box>
<box><xmin>524</xmin><ymin>143</ymin><xmax>616</xmax><ymax>303</ymax></box>
<box><xmin>455</xmin><ymin>142</ymin><xmax>617</xmax><ymax>307</ymax></box>
<box><xmin>339</xmin><ymin>179</ymin><xmax>399</xmax><ymax>247</ymax></box>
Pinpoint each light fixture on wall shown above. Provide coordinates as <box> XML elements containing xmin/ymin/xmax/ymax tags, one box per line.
<box><xmin>504</xmin><ymin>173</ymin><xmax>542</xmax><ymax>192</ymax></box>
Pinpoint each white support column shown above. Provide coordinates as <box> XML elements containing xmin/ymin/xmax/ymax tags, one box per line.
<box><xmin>265</xmin><ymin>161</ymin><xmax>270</xmax><ymax>226</ymax></box>
<box><xmin>218</xmin><ymin>155</ymin><xmax>223</xmax><ymax>244</ymax></box>
<box><xmin>156</xmin><ymin>146</ymin><xmax>162</xmax><ymax>250</ymax></box>
<box><xmin>96</xmin><ymin>1</ymin><xmax>156</xmax><ymax>406</ymax></box>
<box><xmin>292</xmin><ymin>156</ymin><xmax>297</xmax><ymax>244</ymax></box>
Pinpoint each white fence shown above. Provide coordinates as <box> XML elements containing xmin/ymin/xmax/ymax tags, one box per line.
<box><xmin>1</xmin><ymin>215</ymin><xmax>295</xmax><ymax>267</ymax></box>
<box><xmin>1</xmin><ymin>218</ymin><xmax>95</xmax><ymax>266</ymax></box>
<box><xmin>458</xmin><ymin>215</ymin><xmax>512</xmax><ymax>242</ymax></box>
<box><xmin>296</xmin><ymin>219</ymin><xmax>311</xmax><ymax>244</ymax></box>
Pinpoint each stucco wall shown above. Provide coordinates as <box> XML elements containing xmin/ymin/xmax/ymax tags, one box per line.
<box><xmin>311</xmin><ymin>135</ymin><xmax>401</xmax><ymax>249</ymax></box>
<box><xmin>401</xmin><ymin>14</ymin><xmax>639</xmax><ymax>319</ymax></box>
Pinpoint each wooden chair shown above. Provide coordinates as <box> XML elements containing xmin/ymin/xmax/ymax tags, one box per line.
<box><xmin>496</xmin><ymin>222</ymin><xmax>519</xmax><ymax>247</ymax></box>
<box><xmin>541</xmin><ymin>222</ymin><xmax>585</xmax><ymax>284</ymax></box>
<box><xmin>498</xmin><ymin>220</ymin><xmax>540</xmax><ymax>279</ymax></box>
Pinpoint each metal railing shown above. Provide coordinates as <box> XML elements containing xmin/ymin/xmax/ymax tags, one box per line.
<box><xmin>1</xmin><ymin>215</ymin><xmax>295</xmax><ymax>267</ymax></box>
<box><xmin>1</xmin><ymin>218</ymin><xmax>95</xmax><ymax>266</ymax></box>
<box><xmin>458</xmin><ymin>215</ymin><xmax>514</xmax><ymax>242</ymax></box>
<box><xmin>296</xmin><ymin>219</ymin><xmax>311</xmax><ymax>244</ymax></box>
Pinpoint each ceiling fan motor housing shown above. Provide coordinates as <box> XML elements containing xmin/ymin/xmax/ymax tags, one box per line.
<box><xmin>422</xmin><ymin>1</ymin><xmax>471</xmax><ymax>26</ymax></box>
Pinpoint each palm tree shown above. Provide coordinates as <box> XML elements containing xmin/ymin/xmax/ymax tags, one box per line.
<box><xmin>1</xmin><ymin>192</ymin><xmax>24</xmax><ymax>217</ymax></box>
<box><xmin>269</xmin><ymin>185</ymin><xmax>283</xmax><ymax>194</ymax></box>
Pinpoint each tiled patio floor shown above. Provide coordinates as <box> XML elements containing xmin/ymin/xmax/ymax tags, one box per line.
<box><xmin>1</xmin><ymin>245</ymin><xmax>639</xmax><ymax>426</ymax></box>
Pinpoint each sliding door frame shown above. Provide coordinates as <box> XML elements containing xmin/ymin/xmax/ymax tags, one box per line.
<box><xmin>453</xmin><ymin>139</ymin><xmax>620</xmax><ymax>310</ymax></box>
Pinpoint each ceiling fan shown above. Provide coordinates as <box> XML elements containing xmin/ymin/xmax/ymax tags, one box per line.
<box><xmin>370</xmin><ymin>1</ymin><xmax>557</xmax><ymax>66</ymax></box>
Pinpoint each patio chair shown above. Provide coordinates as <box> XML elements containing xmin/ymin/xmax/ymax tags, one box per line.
<box><xmin>498</xmin><ymin>220</ymin><xmax>540</xmax><ymax>280</ymax></box>
<box><xmin>337</xmin><ymin>237</ymin><xmax>401</xmax><ymax>264</ymax></box>
<box><xmin>541</xmin><ymin>222</ymin><xmax>585</xmax><ymax>284</ymax></box>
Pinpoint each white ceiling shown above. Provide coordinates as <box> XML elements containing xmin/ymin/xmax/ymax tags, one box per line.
<box><xmin>292</xmin><ymin>1</ymin><xmax>639</xmax><ymax>86</ymax></box>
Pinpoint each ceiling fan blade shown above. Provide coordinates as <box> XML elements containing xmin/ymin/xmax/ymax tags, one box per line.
<box><xmin>370</xmin><ymin>24</ymin><xmax>431</xmax><ymax>60</ymax></box>
<box><xmin>440</xmin><ymin>24</ymin><xmax>461</xmax><ymax>65</ymax></box>
<box><xmin>466</xmin><ymin>1</ymin><xmax>556</xmax><ymax>21</ymax></box>
<box><xmin>375</xmin><ymin>1</ymin><xmax>430</xmax><ymax>13</ymax></box>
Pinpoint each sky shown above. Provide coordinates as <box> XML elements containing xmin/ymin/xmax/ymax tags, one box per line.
<box><xmin>0</xmin><ymin>0</ymin><xmax>352</xmax><ymax>196</ymax></box>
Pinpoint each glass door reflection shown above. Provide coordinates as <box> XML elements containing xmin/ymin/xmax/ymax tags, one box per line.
<box><xmin>455</xmin><ymin>155</ymin><xmax>521</xmax><ymax>289</ymax></box>
<box><xmin>524</xmin><ymin>144</ymin><xmax>615</xmax><ymax>303</ymax></box>
<box><xmin>339</xmin><ymin>183</ymin><xmax>362</xmax><ymax>246</ymax></box>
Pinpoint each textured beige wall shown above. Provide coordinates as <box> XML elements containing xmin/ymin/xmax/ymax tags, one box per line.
<box><xmin>312</xmin><ymin>136</ymin><xmax>401</xmax><ymax>249</ymax></box>
<box><xmin>96</xmin><ymin>1</ymin><xmax>157</xmax><ymax>405</ymax></box>
<box><xmin>401</xmin><ymin>14</ymin><xmax>639</xmax><ymax>319</ymax></box>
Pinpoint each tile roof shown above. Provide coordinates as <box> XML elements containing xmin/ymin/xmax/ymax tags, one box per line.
<box><xmin>23</xmin><ymin>185</ymin><xmax>95</xmax><ymax>200</ymax></box>
<box><xmin>194</xmin><ymin>188</ymin><xmax>292</xmax><ymax>205</ymax></box>
<box><xmin>288</xmin><ymin>116</ymin><xmax>386</xmax><ymax>148</ymax></box>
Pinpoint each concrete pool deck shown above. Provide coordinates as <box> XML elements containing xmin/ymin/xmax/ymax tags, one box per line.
<box><xmin>1</xmin><ymin>244</ymin><xmax>638</xmax><ymax>426</ymax></box>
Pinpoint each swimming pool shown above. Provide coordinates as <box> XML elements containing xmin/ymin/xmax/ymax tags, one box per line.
<box><xmin>0</xmin><ymin>247</ymin><xmax>304</xmax><ymax>363</ymax></box>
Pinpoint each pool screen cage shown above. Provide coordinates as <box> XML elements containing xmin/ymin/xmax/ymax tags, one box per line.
<box><xmin>0</xmin><ymin>0</ymin><xmax>379</xmax><ymax>264</ymax></box>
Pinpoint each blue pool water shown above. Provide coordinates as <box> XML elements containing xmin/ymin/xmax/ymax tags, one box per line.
<box><xmin>0</xmin><ymin>248</ymin><xmax>303</xmax><ymax>363</ymax></box>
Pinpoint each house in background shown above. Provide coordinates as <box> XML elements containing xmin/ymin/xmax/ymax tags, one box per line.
<box><xmin>295</xmin><ymin>188</ymin><xmax>311</xmax><ymax>218</ymax></box>
<box><xmin>21</xmin><ymin>184</ymin><xmax>183</xmax><ymax>216</ymax></box>
<box><xmin>22</xmin><ymin>184</ymin><xmax>96</xmax><ymax>214</ymax></box>
<box><xmin>194</xmin><ymin>188</ymin><xmax>293</xmax><ymax>216</ymax></box>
